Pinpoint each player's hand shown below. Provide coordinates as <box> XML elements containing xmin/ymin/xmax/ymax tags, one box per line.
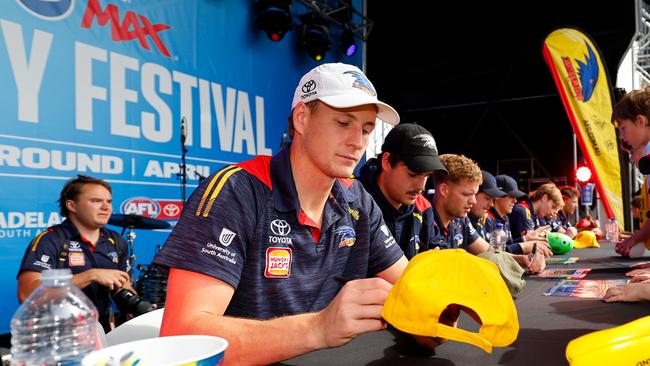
<box><xmin>515</xmin><ymin>250</ymin><xmax>546</xmax><ymax>274</ymax></box>
<box><xmin>615</xmin><ymin>238</ymin><xmax>640</xmax><ymax>257</ymax></box>
<box><xmin>603</xmin><ymin>283</ymin><xmax>650</xmax><ymax>302</ymax></box>
<box><xmin>90</xmin><ymin>269</ymin><xmax>130</xmax><ymax>290</ymax></box>
<box><xmin>314</xmin><ymin>277</ymin><xmax>392</xmax><ymax>348</ymax></box>
<box><xmin>630</xmin><ymin>274</ymin><xmax>650</xmax><ymax>283</ymax></box>
<box><xmin>630</xmin><ymin>261</ymin><xmax>650</xmax><ymax>269</ymax></box>
<box><xmin>527</xmin><ymin>226</ymin><xmax>551</xmax><ymax>241</ymax></box>
<box><xmin>565</xmin><ymin>226</ymin><xmax>578</xmax><ymax>239</ymax></box>
<box><xmin>626</xmin><ymin>268</ymin><xmax>650</xmax><ymax>277</ymax></box>
<box><xmin>521</xmin><ymin>241</ymin><xmax>552</xmax><ymax>257</ymax></box>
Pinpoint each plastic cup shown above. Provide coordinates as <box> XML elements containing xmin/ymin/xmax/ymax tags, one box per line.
<box><xmin>82</xmin><ymin>335</ymin><xmax>228</xmax><ymax>366</ymax></box>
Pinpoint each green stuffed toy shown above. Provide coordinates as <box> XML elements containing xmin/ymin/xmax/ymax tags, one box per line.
<box><xmin>547</xmin><ymin>232</ymin><xmax>573</xmax><ymax>255</ymax></box>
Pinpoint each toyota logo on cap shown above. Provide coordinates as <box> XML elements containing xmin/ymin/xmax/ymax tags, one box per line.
<box><xmin>270</xmin><ymin>219</ymin><xmax>291</xmax><ymax>236</ymax></box>
<box><xmin>302</xmin><ymin>80</ymin><xmax>316</xmax><ymax>93</ymax></box>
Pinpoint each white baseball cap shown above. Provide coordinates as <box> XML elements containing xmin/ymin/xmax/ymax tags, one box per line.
<box><xmin>291</xmin><ymin>63</ymin><xmax>400</xmax><ymax>125</ymax></box>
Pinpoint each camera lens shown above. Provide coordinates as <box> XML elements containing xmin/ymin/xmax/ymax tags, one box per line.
<box><xmin>112</xmin><ymin>288</ymin><xmax>154</xmax><ymax>316</ymax></box>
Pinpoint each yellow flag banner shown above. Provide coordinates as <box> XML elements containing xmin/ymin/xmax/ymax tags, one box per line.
<box><xmin>543</xmin><ymin>28</ymin><xmax>622</xmax><ymax>221</ymax></box>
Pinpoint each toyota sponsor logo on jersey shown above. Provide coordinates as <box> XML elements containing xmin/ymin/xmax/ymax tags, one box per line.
<box><xmin>120</xmin><ymin>197</ymin><xmax>161</xmax><ymax>218</ymax></box>
<box><xmin>16</xmin><ymin>0</ymin><xmax>75</xmax><ymax>20</ymax></box>
<box><xmin>268</xmin><ymin>219</ymin><xmax>292</xmax><ymax>244</ymax></box>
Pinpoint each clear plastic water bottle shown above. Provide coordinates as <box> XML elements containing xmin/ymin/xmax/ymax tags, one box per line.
<box><xmin>490</xmin><ymin>222</ymin><xmax>508</xmax><ymax>252</ymax></box>
<box><xmin>606</xmin><ymin>218</ymin><xmax>620</xmax><ymax>243</ymax></box>
<box><xmin>11</xmin><ymin>269</ymin><xmax>104</xmax><ymax>365</ymax></box>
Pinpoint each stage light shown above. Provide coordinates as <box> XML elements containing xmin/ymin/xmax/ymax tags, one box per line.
<box><xmin>576</xmin><ymin>166</ymin><xmax>592</xmax><ymax>184</ymax></box>
<box><xmin>341</xmin><ymin>29</ymin><xmax>356</xmax><ymax>57</ymax></box>
<box><xmin>256</xmin><ymin>0</ymin><xmax>293</xmax><ymax>42</ymax></box>
<box><xmin>300</xmin><ymin>13</ymin><xmax>331</xmax><ymax>61</ymax></box>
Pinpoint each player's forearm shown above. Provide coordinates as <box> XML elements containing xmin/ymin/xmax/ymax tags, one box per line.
<box><xmin>161</xmin><ymin>311</ymin><xmax>323</xmax><ymax>365</ymax></box>
<box><xmin>70</xmin><ymin>270</ymin><xmax>95</xmax><ymax>289</ymax></box>
<box><xmin>628</xmin><ymin>221</ymin><xmax>650</xmax><ymax>243</ymax></box>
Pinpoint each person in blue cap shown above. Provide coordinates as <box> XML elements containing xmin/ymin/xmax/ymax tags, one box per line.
<box><xmin>468</xmin><ymin>170</ymin><xmax>507</xmax><ymax>240</ymax></box>
<box><xmin>358</xmin><ymin>123</ymin><xmax>447</xmax><ymax>259</ymax></box>
<box><xmin>484</xmin><ymin>174</ymin><xmax>552</xmax><ymax>256</ymax></box>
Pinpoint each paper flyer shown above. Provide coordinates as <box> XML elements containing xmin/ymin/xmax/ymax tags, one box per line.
<box><xmin>533</xmin><ymin>268</ymin><xmax>591</xmax><ymax>279</ymax></box>
<box><xmin>546</xmin><ymin>257</ymin><xmax>579</xmax><ymax>264</ymax></box>
<box><xmin>544</xmin><ymin>279</ymin><xmax>629</xmax><ymax>298</ymax></box>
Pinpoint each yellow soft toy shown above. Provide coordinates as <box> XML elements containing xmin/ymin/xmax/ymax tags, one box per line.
<box><xmin>566</xmin><ymin>316</ymin><xmax>650</xmax><ymax>365</ymax></box>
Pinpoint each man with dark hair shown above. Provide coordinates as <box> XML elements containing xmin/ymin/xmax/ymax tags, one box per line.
<box><xmin>357</xmin><ymin>123</ymin><xmax>447</xmax><ymax>259</ymax></box>
<box><xmin>17</xmin><ymin>175</ymin><xmax>132</xmax><ymax>331</ymax></box>
<box><xmin>468</xmin><ymin>170</ymin><xmax>506</xmax><ymax>240</ymax></box>
<box><xmin>484</xmin><ymin>174</ymin><xmax>552</xmax><ymax>256</ymax></box>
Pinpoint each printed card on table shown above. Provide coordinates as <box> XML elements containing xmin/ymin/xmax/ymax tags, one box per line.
<box><xmin>533</xmin><ymin>268</ymin><xmax>591</xmax><ymax>279</ymax></box>
<box><xmin>545</xmin><ymin>257</ymin><xmax>579</xmax><ymax>265</ymax></box>
<box><xmin>544</xmin><ymin>279</ymin><xmax>629</xmax><ymax>298</ymax></box>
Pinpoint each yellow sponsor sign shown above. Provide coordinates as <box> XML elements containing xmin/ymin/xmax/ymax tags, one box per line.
<box><xmin>543</xmin><ymin>28</ymin><xmax>623</xmax><ymax>222</ymax></box>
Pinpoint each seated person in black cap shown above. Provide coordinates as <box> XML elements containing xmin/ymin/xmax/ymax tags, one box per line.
<box><xmin>358</xmin><ymin>123</ymin><xmax>447</xmax><ymax>259</ymax></box>
<box><xmin>484</xmin><ymin>174</ymin><xmax>552</xmax><ymax>256</ymax></box>
<box><xmin>430</xmin><ymin>154</ymin><xmax>545</xmax><ymax>273</ymax></box>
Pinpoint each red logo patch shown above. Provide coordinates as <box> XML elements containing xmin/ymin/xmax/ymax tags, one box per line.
<box><xmin>264</xmin><ymin>247</ymin><xmax>292</xmax><ymax>278</ymax></box>
<box><xmin>68</xmin><ymin>252</ymin><xmax>85</xmax><ymax>267</ymax></box>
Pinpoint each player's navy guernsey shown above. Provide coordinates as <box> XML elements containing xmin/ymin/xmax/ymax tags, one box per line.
<box><xmin>429</xmin><ymin>206</ymin><xmax>480</xmax><ymax>249</ymax></box>
<box><xmin>153</xmin><ymin>148</ymin><xmax>404</xmax><ymax>320</ymax></box>
<box><xmin>485</xmin><ymin>208</ymin><xmax>523</xmax><ymax>254</ymax></box>
<box><xmin>508</xmin><ymin>199</ymin><xmax>538</xmax><ymax>243</ymax></box>
<box><xmin>468</xmin><ymin>213</ymin><xmax>488</xmax><ymax>240</ymax></box>
<box><xmin>357</xmin><ymin>158</ymin><xmax>436</xmax><ymax>259</ymax></box>
<box><xmin>17</xmin><ymin>219</ymin><xmax>127</xmax><ymax>330</ymax></box>
<box><xmin>540</xmin><ymin>213</ymin><xmax>562</xmax><ymax>232</ymax></box>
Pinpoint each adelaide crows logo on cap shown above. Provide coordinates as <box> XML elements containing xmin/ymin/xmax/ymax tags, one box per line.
<box><xmin>413</xmin><ymin>133</ymin><xmax>438</xmax><ymax>152</ymax></box>
<box><xmin>17</xmin><ymin>0</ymin><xmax>75</xmax><ymax>20</ymax></box>
<box><xmin>343</xmin><ymin>70</ymin><xmax>376</xmax><ymax>96</ymax></box>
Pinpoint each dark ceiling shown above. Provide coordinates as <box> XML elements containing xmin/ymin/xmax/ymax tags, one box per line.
<box><xmin>365</xmin><ymin>2</ymin><xmax>635</xmax><ymax>188</ymax></box>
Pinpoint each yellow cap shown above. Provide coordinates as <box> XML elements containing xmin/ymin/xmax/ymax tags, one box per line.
<box><xmin>566</xmin><ymin>315</ymin><xmax>650</xmax><ymax>365</ymax></box>
<box><xmin>572</xmin><ymin>231</ymin><xmax>600</xmax><ymax>248</ymax></box>
<box><xmin>381</xmin><ymin>249</ymin><xmax>519</xmax><ymax>353</ymax></box>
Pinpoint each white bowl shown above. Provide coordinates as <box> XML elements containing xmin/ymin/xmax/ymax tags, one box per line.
<box><xmin>82</xmin><ymin>335</ymin><xmax>228</xmax><ymax>366</ymax></box>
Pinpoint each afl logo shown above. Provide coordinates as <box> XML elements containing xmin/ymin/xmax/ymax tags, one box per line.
<box><xmin>301</xmin><ymin>80</ymin><xmax>316</xmax><ymax>93</ymax></box>
<box><xmin>120</xmin><ymin>197</ymin><xmax>161</xmax><ymax>218</ymax></box>
<box><xmin>16</xmin><ymin>0</ymin><xmax>75</xmax><ymax>20</ymax></box>
<box><xmin>270</xmin><ymin>219</ymin><xmax>291</xmax><ymax>236</ymax></box>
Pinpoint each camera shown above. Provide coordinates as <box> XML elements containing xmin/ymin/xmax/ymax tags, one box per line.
<box><xmin>112</xmin><ymin>288</ymin><xmax>155</xmax><ymax>316</ymax></box>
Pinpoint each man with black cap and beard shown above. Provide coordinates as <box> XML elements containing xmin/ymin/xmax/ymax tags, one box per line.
<box><xmin>358</xmin><ymin>123</ymin><xmax>447</xmax><ymax>259</ymax></box>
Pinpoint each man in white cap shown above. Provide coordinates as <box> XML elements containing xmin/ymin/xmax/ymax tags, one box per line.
<box><xmin>154</xmin><ymin>63</ymin><xmax>409</xmax><ymax>364</ymax></box>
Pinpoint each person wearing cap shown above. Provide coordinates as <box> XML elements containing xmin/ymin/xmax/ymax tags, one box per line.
<box><xmin>357</xmin><ymin>123</ymin><xmax>447</xmax><ymax>259</ymax></box>
<box><xmin>507</xmin><ymin>182</ymin><xmax>561</xmax><ymax>243</ymax></box>
<box><xmin>153</xmin><ymin>63</ymin><xmax>410</xmax><ymax>364</ymax></box>
<box><xmin>429</xmin><ymin>154</ymin><xmax>545</xmax><ymax>273</ymax></box>
<box><xmin>468</xmin><ymin>171</ymin><xmax>507</xmax><ymax>240</ymax></box>
<box><xmin>484</xmin><ymin>174</ymin><xmax>552</xmax><ymax>256</ymax></box>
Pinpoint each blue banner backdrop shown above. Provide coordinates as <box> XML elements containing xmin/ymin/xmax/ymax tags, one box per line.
<box><xmin>0</xmin><ymin>0</ymin><xmax>363</xmax><ymax>332</ymax></box>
